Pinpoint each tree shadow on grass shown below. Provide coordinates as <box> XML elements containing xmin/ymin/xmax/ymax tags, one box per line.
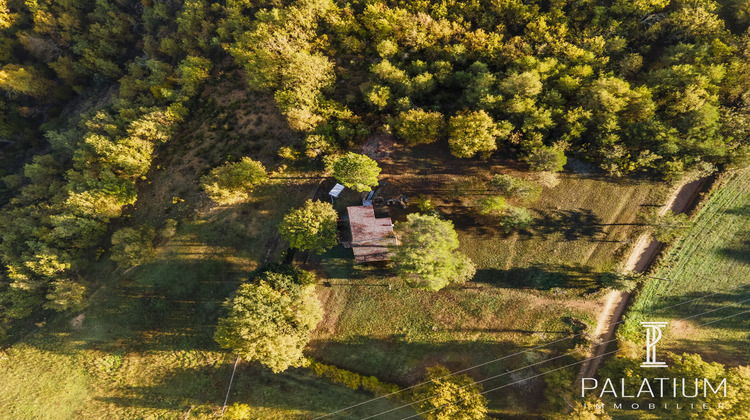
<box><xmin>96</xmin><ymin>360</ymin><xmax>415</xmax><ymax>419</ymax></box>
<box><xmin>474</xmin><ymin>264</ymin><xmax>602</xmax><ymax>292</ymax></box>
<box><xmin>95</xmin><ymin>364</ymin><xmax>227</xmax><ymax>411</ymax></box>
<box><xmin>309</xmin><ymin>335</ymin><xmax>585</xmax><ymax>415</ymax></box>
<box><xmin>724</xmin><ymin>204</ymin><xmax>750</xmax><ymax>216</ymax></box>
<box><xmin>531</xmin><ymin>208</ymin><xmax>605</xmax><ymax>241</ymax></box>
<box><xmin>38</xmin><ymin>259</ymin><xmax>244</xmax><ymax>354</ymax></box>
<box><xmin>718</xmin><ymin>239</ymin><xmax>750</xmax><ymax>264</ymax></box>
<box><xmin>657</xmin><ymin>285</ymin><xmax>750</xmax><ymax>325</ymax></box>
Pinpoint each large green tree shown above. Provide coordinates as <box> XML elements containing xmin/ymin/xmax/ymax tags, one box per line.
<box><xmin>328</xmin><ymin>152</ymin><xmax>381</xmax><ymax>192</ymax></box>
<box><xmin>392</xmin><ymin>214</ymin><xmax>476</xmax><ymax>291</ymax></box>
<box><xmin>214</xmin><ymin>266</ymin><xmax>322</xmax><ymax>373</ymax></box>
<box><xmin>200</xmin><ymin>157</ymin><xmax>267</xmax><ymax>205</ymax></box>
<box><xmin>394</xmin><ymin>109</ymin><xmax>445</xmax><ymax>145</ymax></box>
<box><xmin>411</xmin><ymin>365</ymin><xmax>488</xmax><ymax>420</ymax></box>
<box><xmin>278</xmin><ymin>200</ymin><xmax>338</xmax><ymax>254</ymax></box>
<box><xmin>448</xmin><ymin>111</ymin><xmax>511</xmax><ymax>159</ymax></box>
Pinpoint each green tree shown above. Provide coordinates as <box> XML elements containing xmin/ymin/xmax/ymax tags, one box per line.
<box><xmin>411</xmin><ymin>365</ymin><xmax>488</xmax><ymax>420</ymax></box>
<box><xmin>110</xmin><ymin>226</ymin><xmax>157</xmax><ymax>268</ymax></box>
<box><xmin>476</xmin><ymin>195</ymin><xmax>507</xmax><ymax>216</ymax></box>
<box><xmin>524</xmin><ymin>146</ymin><xmax>567</xmax><ymax>172</ymax></box>
<box><xmin>278</xmin><ymin>200</ymin><xmax>338</xmax><ymax>254</ymax></box>
<box><xmin>214</xmin><ymin>267</ymin><xmax>322</xmax><ymax>373</ymax></box>
<box><xmin>392</xmin><ymin>214</ymin><xmax>476</xmax><ymax>291</ymax></box>
<box><xmin>394</xmin><ymin>109</ymin><xmax>445</xmax><ymax>145</ymax></box>
<box><xmin>200</xmin><ymin>157</ymin><xmax>267</xmax><ymax>205</ymax></box>
<box><xmin>0</xmin><ymin>64</ymin><xmax>54</xmax><ymax>99</ymax></box>
<box><xmin>448</xmin><ymin>111</ymin><xmax>510</xmax><ymax>159</ymax></box>
<box><xmin>44</xmin><ymin>279</ymin><xmax>86</xmax><ymax>312</ymax></box>
<box><xmin>328</xmin><ymin>152</ymin><xmax>381</xmax><ymax>192</ymax></box>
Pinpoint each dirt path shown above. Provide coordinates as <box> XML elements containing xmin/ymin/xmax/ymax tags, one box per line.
<box><xmin>624</xmin><ymin>178</ymin><xmax>705</xmax><ymax>272</ymax></box>
<box><xmin>575</xmin><ymin>177</ymin><xmax>707</xmax><ymax>381</ymax></box>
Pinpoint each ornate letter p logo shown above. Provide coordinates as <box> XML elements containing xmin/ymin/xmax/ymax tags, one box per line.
<box><xmin>640</xmin><ymin>321</ymin><xmax>668</xmax><ymax>367</ymax></box>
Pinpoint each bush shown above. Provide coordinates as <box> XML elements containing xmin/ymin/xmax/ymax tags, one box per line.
<box><xmin>499</xmin><ymin>206</ymin><xmax>533</xmax><ymax>232</ymax></box>
<box><xmin>307</xmin><ymin>358</ymin><xmax>400</xmax><ymax>396</ymax></box>
<box><xmin>414</xmin><ymin>195</ymin><xmax>437</xmax><ymax>213</ymax></box>
<box><xmin>476</xmin><ymin>195</ymin><xmax>507</xmax><ymax>216</ymax></box>
<box><xmin>490</xmin><ymin>174</ymin><xmax>542</xmax><ymax>203</ymax></box>
<box><xmin>313</xmin><ymin>360</ymin><xmax>399</xmax><ymax>395</ymax></box>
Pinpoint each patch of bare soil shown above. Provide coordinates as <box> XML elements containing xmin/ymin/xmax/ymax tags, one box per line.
<box><xmin>361</xmin><ymin>133</ymin><xmax>396</xmax><ymax>161</ymax></box>
<box><xmin>70</xmin><ymin>313</ymin><xmax>85</xmax><ymax>330</ymax></box>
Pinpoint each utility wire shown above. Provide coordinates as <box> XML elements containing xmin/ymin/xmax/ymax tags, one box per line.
<box><xmin>312</xmin><ymin>284</ymin><xmax>748</xmax><ymax>419</ymax></box>
<box><xmin>400</xmin><ymin>304</ymin><xmax>750</xmax><ymax>420</ymax></box>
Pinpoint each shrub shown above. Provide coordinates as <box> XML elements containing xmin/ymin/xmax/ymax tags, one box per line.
<box><xmin>307</xmin><ymin>358</ymin><xmax>401</xmax><ymax>396</ymax></box>
<box><xmin>499</xmin><ymin>206</ymin><xmax>533</xmax><ymax>232</ymax></box>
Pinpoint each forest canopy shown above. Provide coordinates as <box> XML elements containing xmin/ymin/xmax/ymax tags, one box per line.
<box><xmin>0</xmin><ymin>0</ymin><xmax>749</xmax><ymax>339</ymax></box>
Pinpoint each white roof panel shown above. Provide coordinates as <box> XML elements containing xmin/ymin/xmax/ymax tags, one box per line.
<box><xmin>329</xmin><ymin>183</ymin><xmax>345</xmax><ymax>197</ymax></box>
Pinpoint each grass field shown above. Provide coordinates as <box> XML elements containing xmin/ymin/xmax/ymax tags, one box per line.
<box><xmin>621</xmin><ymin>167</ymin><xmax>750</xmax><ymax>365</ymax></box>
<box><xmin>308</xmin><ymin>141</ymin><xmax>672</xmax><ymax>417</ymax></box>
<box><xmin>372</xmin><ymin>141</ymin><xmax>671</xmax><ymax>284</ymax></box>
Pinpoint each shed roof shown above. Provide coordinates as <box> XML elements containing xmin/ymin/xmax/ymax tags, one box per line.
<box><xmin>346</xmin><ymin>205</ymin><xmax>398</xmax><ymax>263</ymax></box>
<box><xmin>329</xmin><ymin>183</ymin><xmax>345</xmax><ymax>198</ymax></box>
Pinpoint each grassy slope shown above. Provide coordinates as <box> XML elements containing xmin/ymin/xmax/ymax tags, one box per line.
<box><xmin>310</xmin><ymin>142</ymin><xmax>670</xmax><ymax>416</ymax></box>
<box><xmin>622</xmin><ymin>167</ymin><xmax>750</xmax><ymax>365</ymax></box>
<box><xmin>0</xmin><ymin>72</ymin><xmax>410</xmax><ymax>419</ymax></box>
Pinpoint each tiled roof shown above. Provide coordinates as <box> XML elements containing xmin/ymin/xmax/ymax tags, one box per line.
<box><xmin>347</xmin><ymin>206</ymin><xmax>398</xmax><ymax>263</ymax></box>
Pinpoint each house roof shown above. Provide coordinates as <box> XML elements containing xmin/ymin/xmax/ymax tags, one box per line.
<box><xmin>347</xmin><ymin>205</ymin><xmax>398</xmax><ymax>263</ymax></box>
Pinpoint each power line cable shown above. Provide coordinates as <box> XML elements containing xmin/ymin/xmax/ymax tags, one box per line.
<box><xmin>400</xmin><ymin>304</ymin><xmax>750</xmax><ymax>420</ymax></box>
<box><xmin>312</xmin><ymin>283</ymin><xmax>749</xmax><ymax>419</ymax></box>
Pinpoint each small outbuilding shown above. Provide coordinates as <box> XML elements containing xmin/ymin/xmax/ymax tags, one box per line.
<box><xmin>346</xmin><ymin>205</ymin><xmax>398</xmax><ymax>263</ymax></box>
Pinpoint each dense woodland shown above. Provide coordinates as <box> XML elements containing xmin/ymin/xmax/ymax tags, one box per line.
<box><xmin>0</xmin><ymin>0</ymin><xmax>749</xmax><ymax>375</ymax></box>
